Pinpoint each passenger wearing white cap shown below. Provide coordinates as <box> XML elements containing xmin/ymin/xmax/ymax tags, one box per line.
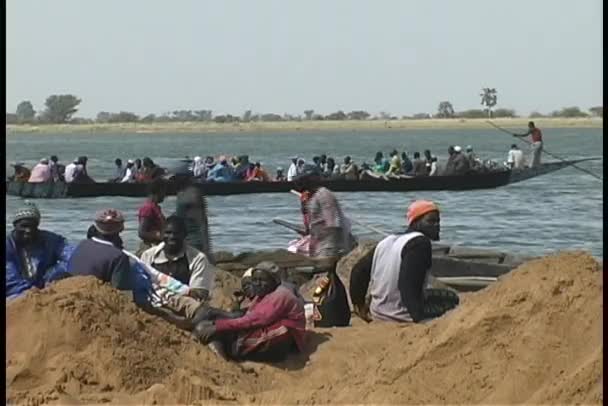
<box><xmin>120</xmin><ymin>160</ymin><xmax>136</xmax><ymax>183</ymax></box>
<box><xmin>451</xmin><ymin>146</ymin><xmax>470</xmax><ymax>175</ymax></box>
<box><xmin>287</xmin><ymin>156</ymin><xmax>299</xmax><ymax>181</ymax></box>
<box><xmin>64</xmin><ymin>158</ymin><xmax>80</xmax><ymax>183</ymax></box>
<box><xmin>192</xmin><ymin>156</ymin><xmax>206</xmax><ymax>178</ymax></box>
<box><xmin>28</xmin><ymin>158</ymin><xmax>52</xmax><ymax>183</ymax></box>
<box><xmin>465</xmin><ymin>145</ymin><xmax>481</xmax><ymax>170</ymax></box>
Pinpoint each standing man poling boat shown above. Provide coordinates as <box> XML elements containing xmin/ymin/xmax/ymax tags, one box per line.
<box><xmin>136</xmin><ymin>178</ymin><xmax>167</xmax><ymax>256</ymax></box>
<box><xmin>513</xmin><ymin>121</ymin><xmax>543</xmax><ymax>168</ymax></box>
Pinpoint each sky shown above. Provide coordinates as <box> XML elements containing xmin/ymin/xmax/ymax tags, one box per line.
<box><xmin>6</xmin><ymin>0</ymin><xmax>603</xmax><ymax>118</ymax></box>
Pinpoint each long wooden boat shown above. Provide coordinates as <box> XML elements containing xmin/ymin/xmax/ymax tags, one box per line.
<box><xmin>214</xmin><ymin>242</ymin><xmax>533</xmax><ymax>293</ymax></box>
<box><xmin>5</xmin><ymin>157</ymin><xmax>600</xmax><ymax>199</ymax></box>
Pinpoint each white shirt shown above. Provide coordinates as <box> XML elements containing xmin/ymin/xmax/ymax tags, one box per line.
<box><xmin>64</xmin><ymin>163</ymin><xmax>78</xmax><ymax>182</ymax></box>
<box><xmin>287</xmin><ymin>162</ymin><xmax>298</xmax><ymax>181</ymax></box>
<box><xmin>120</xmin><ymin>167</ymin><xmax>134</xmax><ymax>183</ymax></box>
<box><xmin>507</xmin><ymin>149</ymin><xmax>525</xmax><ymax>169</ymax></box>
<box><xmin>429</xmin><ymin>161</ymin><xmax>438</xmax><ymax>176</ymax></box>
<box><xmin>140</xmin><ymin>242</ymin><xmax>215</xmax><ymax>292</ymax></box>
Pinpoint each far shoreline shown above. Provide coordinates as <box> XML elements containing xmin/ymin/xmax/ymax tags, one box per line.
<box><xmin>6</xmin><ymin>117</ymin><xmax>602</xmax><ymax>135</ymax></box>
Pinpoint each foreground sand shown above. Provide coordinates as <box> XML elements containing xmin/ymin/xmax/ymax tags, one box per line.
<box><xmin>7</xmin><ymin>117</ymin><xmax>603</xmax><ymax>134</ymax></box>
<box><xmin>6</xmin><ymin>251</ymin><xmax>602</xmax><ymax>405</ymax></box>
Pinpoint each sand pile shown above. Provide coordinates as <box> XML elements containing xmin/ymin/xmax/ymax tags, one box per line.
<box><xmin>6</xmin><ymin>277</ymin><xmax>261</xmax><ymax>405</ymax></box>
<box><xmin>6</xmin><ymin>252</ymin><xmax>602</xmax><ymax>405</ymax></box>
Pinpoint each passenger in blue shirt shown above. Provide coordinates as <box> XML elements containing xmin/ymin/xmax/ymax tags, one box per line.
<box><xmin>206</xmin><ymin>159</ymin><xmax>234</xmax><ymax>182</ymax></box>
<box><xmin>6</xmin><ymin>202</ymin><xmax>73</xmax><ymax>299</ymax></box>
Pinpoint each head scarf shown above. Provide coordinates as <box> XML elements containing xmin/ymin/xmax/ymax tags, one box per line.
<box><xmin>94</xmin><ymin>208</ymin><xmax>125</xmax><ymax>235</ymax></box>
<box><xmin>254</xmin><ymin>261</ymin><xmax>282</xmax><ymax>283</ymax></box>
<box><xmin>40</xmin><ymin>158</ymin><xmax>49</xmax><ymax>164</ymax></box>
<box><xmin>453</xmin><ymin>146</ymin><xmax>462</xmax><ymax>153</ymax></box>
<box><xmin>13</xmin><ymin>201</ymin><xmax>41</xmax><ymax>225</ymax></box>
<box><xmin>406</xmin><ymin>200</ymin><xmax>439</xmax><ymax>226</ymax></box>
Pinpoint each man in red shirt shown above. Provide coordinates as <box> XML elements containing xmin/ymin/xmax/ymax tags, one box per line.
<box><xmin>136</xmin><ymin>179</ymin><xmax>167</xmax><ymax>256</ymax></box>
<box><xmin>514</xmin><ymin>121</ymin><xmax>543</xmax><ymax>168</ymax></box>
<box><xmin>192</xmin><ymin>263</ymin><xmax>306</xmax><ymax>362</ymax></box>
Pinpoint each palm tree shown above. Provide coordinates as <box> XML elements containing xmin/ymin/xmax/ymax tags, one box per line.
<box><xmin>480</xmin><ymin>88</ymin><xmax>498</xmax><ymax>119</ymax></box>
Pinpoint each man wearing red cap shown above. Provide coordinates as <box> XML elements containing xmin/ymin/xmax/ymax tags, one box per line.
<box><xmin>350</xmin><ymin>200</ymin><xmax>459</xmax><ymax>323</ymax></box>
<box><xmin>67</xmin><ymin>209</ymin><xmax>132</xmax><ymax>290</ymax></box>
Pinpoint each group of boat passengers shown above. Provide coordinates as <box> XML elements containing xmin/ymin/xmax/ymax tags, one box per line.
<box><xmin>8</xmin><ymin>156</ymin><xmax>166</xmax><ymax>184</ymax></box>
<box><xmin>8</xmin><ymin>122</ymin><xmax>543</xmax><ymax>186</ymax></box>
<box><xmin>7</xmin><ymin>169</ymin><xmax>460</xmax><ymax>362</ymax></box>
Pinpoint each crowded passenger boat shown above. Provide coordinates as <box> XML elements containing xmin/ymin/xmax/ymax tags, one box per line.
<box><xmin>7</xmin><ymin>144</ymin><xmax>506</xmax><ymax>185</ymax></box>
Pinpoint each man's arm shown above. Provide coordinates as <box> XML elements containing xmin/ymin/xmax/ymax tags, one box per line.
<box><xmin>214</xmin><ymin>293</ymin><xmax>290</xmax><ymax>332</ymax></box>
<box><xmin>138</xmin><ymin>217</ymin><xmax>162</xmax><ymax>243</ymax></box>
<box><xmin>398</xmin><ymin>236</ymin><xmax>432</xmax><ymax>323</ymax></box>
<box><xmin>349</xmin><ymin>248</ymin><xmax>374</xmax><ymax>321</ymax></box>
<box><xmin>188</xmin><ymin>253</ymin><xmax>213</xmax><ymax>300</ymax></box>
<box><xmin>110</xmin><ymin>254</ymin><xmax>133</xmax><ymax>291</ymax></box>
<box><xmin>513</xmin><ymin>129</ymin><xmax>531</xmax><ymax>137</ymax></box>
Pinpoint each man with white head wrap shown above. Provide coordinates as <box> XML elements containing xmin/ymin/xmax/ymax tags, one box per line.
<box><xmin>6</xmin><ymin>202</ymin><xmax>73</xmax><ymax>299</ymax></box>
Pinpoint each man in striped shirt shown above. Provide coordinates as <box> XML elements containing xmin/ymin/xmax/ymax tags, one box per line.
<box><xmin>294</xmin><ymin>168</ymin><xmax>355</xmax><ymax>260</ymax></box>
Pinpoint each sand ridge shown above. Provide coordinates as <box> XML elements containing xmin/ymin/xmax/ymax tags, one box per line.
<box><xmin>6</xmin><ymin>251</ymin><xmax>603</xmax><ymax>405</ymax></box>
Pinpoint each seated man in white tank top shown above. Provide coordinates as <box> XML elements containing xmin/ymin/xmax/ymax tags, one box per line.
<box><xmin>349</xmin><ymin>200</ymin><xmax>459</xmax><ymax>323</ymax></box>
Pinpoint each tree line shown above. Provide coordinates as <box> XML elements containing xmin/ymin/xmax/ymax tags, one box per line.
<box><xmin>5</xmin><ymin>93</ymin><xmax>603</xmax><ymax>125</ymax></box>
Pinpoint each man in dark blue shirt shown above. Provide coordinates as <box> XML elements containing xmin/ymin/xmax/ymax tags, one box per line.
<box><xmin>68</xmin><ymin>209</ymin><xmax>132</xmax><ymax>290</ymax></box>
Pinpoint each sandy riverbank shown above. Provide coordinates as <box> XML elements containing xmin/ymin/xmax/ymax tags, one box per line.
<box><xmin>6</xmin><ymin>251</ymin><xmax>602</xmax><ymax>405</ymax></box>
<box><xmin>6</xmin><ymin>117</ymin><xmax>603</xmax><ymax>135</ymax></box>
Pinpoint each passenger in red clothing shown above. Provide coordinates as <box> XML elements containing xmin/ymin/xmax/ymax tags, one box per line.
<box><xmin>136</xmin><ymin>178</ymin><xmax>167</xmax><ymax>256</ymax></box>
<box><xmin>193</xmin><ymin>263</ymin><xmax>306</xmax><ymax>362</ymax></box>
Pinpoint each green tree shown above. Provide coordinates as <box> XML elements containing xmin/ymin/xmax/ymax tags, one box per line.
<box><xmin>6</xmin><ymin>113</ymin><xmax>18</xmax><ymax>124</ymax></box>
<box><xmin>412</xmin><ymin>113</ymin><xmax>431</xmax><ymax>119</ymax></box>
<box><xmin>493</xmin><ymin>108</ymin><xmax>517</xmax><ymax>118</ymax></box>
<box><xmin>43</xmin><ymin>94</ymin><xmax>81</xmax><ymax>123</ymax></box>
<box><xmin>589</xmin><ymin>106</ymin><xmax>603</xmax><ymax>116</ymax></box>
<box><xmin>437</xmin><ymin>101</ymin><xmax>455</xmax><ymax>118</ymax></box>
<box><xmin>457</xmin><ymin>109</ymin><xmax>487</xmax><ymax>119</ymax></box>
<box><xmin>529</xmin><ymin>111</ymin><xmax>545</xmax><ymax>118</ymax></box>
<box><xmin>479</xmin><ymin>88</ymin><xmax>498</xmax><ymax>118</ymax></box>
<box><xmin>347</xmin><ymin>110</ymin><xmax>371</xmax><ymax>120</ymax></box>
<box><xmin>304</xmin><ymin>110</ymin><xmax>314</xmax><ymax>120</ymax></box>
<box><xmin>16</xmin><ymin>101</ymin><xmax>36</xmax><ymax>123</ymax></box>
<box><xmin>326</xmin><ymin>110</ymin><xmax>347</xmax><ymax>120</ymax></box>
<box><xmin>551</xmin><ymin>106</ymin><xmax>588</xmax><ymax>118</ymax></box>
<box><xmin>242</xmin><ymin>110</ymin><xmax>252</xmax><ymax>122</ymax></box>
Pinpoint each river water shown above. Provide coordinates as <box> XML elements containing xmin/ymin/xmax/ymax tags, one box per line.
<box><xmin>5</xmin><ymin>128</ymin><xmax>604</xmax><ymax>258</ymax></box>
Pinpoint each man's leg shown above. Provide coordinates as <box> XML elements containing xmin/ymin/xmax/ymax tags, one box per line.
<box><xmin>531</xmin><ymin>142</ymin><xmax>542</xmax><ymax>168</ymax></box>
<box><xmin>421</xmin><ymin>288</ymin><xmax>460</xmax><ymax>319</ymax></box>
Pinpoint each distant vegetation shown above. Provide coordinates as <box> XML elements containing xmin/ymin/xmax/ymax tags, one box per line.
<box><xmin>5</xmin><ymin>92</ymin><xmax>603</xmax><ymax>125</ymax></box>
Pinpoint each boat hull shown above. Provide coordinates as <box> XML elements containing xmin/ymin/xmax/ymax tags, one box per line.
<box><xmin>5</xmin><ymin>158</ymin><xmax>599</xmax><ymax>199</ymax></box>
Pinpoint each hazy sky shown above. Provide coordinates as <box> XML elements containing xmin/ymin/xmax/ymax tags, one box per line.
<box><xmin>7</xmin><ymin>0</ymin><xmax>602</xmax><ymax>118</ymax></box>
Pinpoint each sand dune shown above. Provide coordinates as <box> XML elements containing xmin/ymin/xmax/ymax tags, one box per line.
<box><xmin>6</xmin><ymin>251</ymin><xmax>602</xmax><ymax>405</ymax></box>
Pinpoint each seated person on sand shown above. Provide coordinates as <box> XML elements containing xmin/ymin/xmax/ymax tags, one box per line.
<box><xmin>67</xmin><ymin>209</ymin><xmax>133</xmax><ymax>291</ymax></box>
<box><xmin>6</xmin><ymin>202</ymin><xmax>73</xmax><ymax>299</ymax></box>
<box><xmin>140</xmin><ymin>215</ymin><xmax>215</xmax><ymax>304</ymax></box>
<box><xmin>349</xmin><ymin>200</ymin><xmax>459</xmax><ymax>323</ymax></box>
<box><xmin>192</xmin><ymin>262</ymin><xmax>306</xmax><ymax>362</ymax></box>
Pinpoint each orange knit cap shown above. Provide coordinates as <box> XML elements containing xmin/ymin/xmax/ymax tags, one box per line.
<box><xmin>406</xmin><ymin>200</ymin><xmax>439</xmax><ymax>225</ymax></box>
